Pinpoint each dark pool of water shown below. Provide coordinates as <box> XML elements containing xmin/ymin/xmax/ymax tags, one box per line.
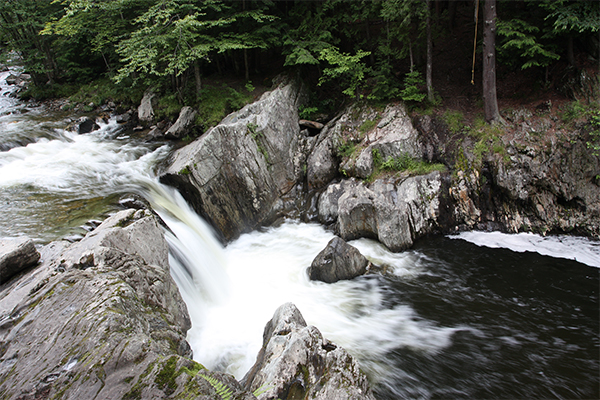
<box><xmin>373</xmin><ymin>236</ymin><xmax>599</xmax><ymax>399</ymax></box>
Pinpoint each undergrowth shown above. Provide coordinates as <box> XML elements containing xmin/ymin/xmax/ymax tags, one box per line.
<box><xmin>372</xmin><ymin>149</ymin><xmax>446</xmax><ymax>177</ymax></box>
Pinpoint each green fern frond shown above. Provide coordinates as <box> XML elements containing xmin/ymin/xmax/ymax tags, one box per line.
<box><xmin>252</xmin><ymin>383</ymin><xmax>274</xmax><ymax>397</ymax></box>
<box><xmin>199</xmin><ymin>374</ymin><xmax>233</xmax><ymax>400</ymax></box>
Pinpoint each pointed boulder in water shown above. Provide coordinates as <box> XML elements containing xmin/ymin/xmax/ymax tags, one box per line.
<box><xmin>307</xmin><ymin>236</ymin><xmax>369</xmax><ymax>283</ymax></box>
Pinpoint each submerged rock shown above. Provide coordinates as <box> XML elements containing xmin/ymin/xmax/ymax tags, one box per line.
<box><xmin>68</xmin><ymin>116</ymin><xmax>99</xmax><ymax>134</ymax></box>
<box><xmin>307</xmin><ymin>236</ymin><xmax>369</xmax><ymax>283</ymax></box>
<box><xmin>242</xmin><ymin>302</ymin><xmax>376</xmax><ymax>400</ymax></box>
<box><xmin>0</xmin><ymin>238</ymin><xmax>40</xmax><ymax>284</ymax></box>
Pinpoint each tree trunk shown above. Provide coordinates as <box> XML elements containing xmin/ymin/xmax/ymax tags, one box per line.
<box><xmin>244</xmin><ymin>49</ymin><xmax>250</xmax><ymax>81</ymax></box>
<box><xmin>194</xmin><ymin>61</ymin><xmax>202</xmax><ymax>100</ymax></box>
<box><xmin>409</xmin><ymin>39</ymin><xmax>414</xmax><ymax>72</ymax></box>
<box><xmin>482</xmin><ymin>0</ymin><xmax>501</xmax><ymax>124</ymax></box>
<box><xmin>448</xmin><ymin>0</ymin><xmax>457</xmax><ymax>30</ymax></box>
<box><xmin>426</xmin><ymin>0</ymin><xmax>434</xmax><ymax>103</ymax></box>
<box><xmin>567</xmin><ymin>35</ymin><xmax>575</xmax><ymax>67</ymax></box>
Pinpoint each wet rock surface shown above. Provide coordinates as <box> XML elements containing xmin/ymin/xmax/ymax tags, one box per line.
<box><xmin>0</xmin><ymin>210</ymin><xmax>247</xmax><ymax>399</ymax></box>
<box><xmin>242</xmin><ymin>303</ymin><xmax>376</xmax><ymax>400</ymax></box>
<box><xmin>0</xmin><ymin>238</ymin><xmax>40</xmax><ymax>284</ymax></box>
<box><xmin>307</xmin><ymin>236</ymin><xmax>369</xmax><ymax>283</ymax></box>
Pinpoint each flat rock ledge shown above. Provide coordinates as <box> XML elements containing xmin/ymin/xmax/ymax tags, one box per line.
<box><xmin>307</xmin><ymin>237</ymin><xmax>369</xmax><ymax>283</ymax></box>
<box><xmin>0</xmin><ymin>209</ymin><xmax>251</xmax><ymax>399</ymax></box>
<box><xmin>242</xmin><ymin>302</ymin><xmax>376</xmax><ymax>400</ymax></box>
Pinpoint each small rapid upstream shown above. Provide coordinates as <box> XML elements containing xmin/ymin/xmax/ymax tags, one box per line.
<box><xmin>1</xmin><ymin>69</ymin><xmax>598</xmax><ymax>399</ymax></box>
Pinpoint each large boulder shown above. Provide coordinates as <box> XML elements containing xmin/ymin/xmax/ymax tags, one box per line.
<box><xmin>138</xmin><ymin>90</ymin><xmax>156</xmax><ymax>123</ymax></box>
<box><xmin>165</xmin><ymin>106</ymin><xmax>197</xmax><ymax>139</ymax></box>
<box><xmin>0</xmin><ymin>238</ymin><xmax>40</xmax><ymax>284</ymax></box>
<box><xmin>331</xmin><ymin>103</ymin><xmax>422</xmax><ymax>179</ymax></box>
<box><xmin>160</xmin><ymin>76</ymin><xmax>308</xmax><ymax>241</ymax></box>
<box><xmin>68</xmin><ymin>116</ymin><xmax>99</xmax><ymax>134</ymax></box>
<box><xmin>307</xmin><ymin>237</ymin><xmax>369</xmax><ymax>283</ymax></box>
<box><xmin>242</xmin><ymin>303</ymin><xmax>376</xmax><ymax>400</ymax></box>
<box><xmin>0</xmin><ymin>209</ymin><xmax>251</xmax><ymax>399</ymax></box>
<box><xmin>318</xmin><ymin>174</ymin><xmax>446</xmax><ymax>252</ymax></box>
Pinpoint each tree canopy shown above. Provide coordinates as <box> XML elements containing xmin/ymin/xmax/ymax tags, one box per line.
<box><xmin>0</xmin><ymin>0</ymin><xmax>597</xmax><ymax>115</ymax></box>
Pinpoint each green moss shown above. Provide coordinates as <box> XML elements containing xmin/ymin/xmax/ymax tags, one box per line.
<box><xmin>358</xmin><ymin>118</ymin><xmax>378</xmax><ymax>135</ymax></box>
<box><xmin>154</xmin><ymin>356</ymin><xmax>180</xmax><ymax>395</ymax></box>
<box><xmin>442</xmin><ymin>110</ymin><xmax>465</xmax><ymax>134</ymax></box>
<box><xmin>372</xmin><ymin>149</ymin><xmax>446</xmax><ymax>178</ymax></box>
<box><xmin>247</xmin><ymin>122</ymin><xmax>269</xmax><ymax>162</ymax></box>
<box><xmin>178</xmin><ymin>166</ymin><xmax>191</xmax><ymax>175</ymax></box>
<box><xmin>123</xmin><ymin>360</ymin><xmax>157</xmax><ymax>400</ymax></box>
<box><xmin>197</xmin><ymin>84</ymin><xmax>252</xmax><ymax>130</ymax></box>
<box><xmin>338</xmin><ymin>141</ymin><xmax>357</xmax><ymax>159</ymax></box>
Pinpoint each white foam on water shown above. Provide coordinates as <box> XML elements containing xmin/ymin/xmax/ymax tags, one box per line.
<box><xmin>168</xmin><ymin>220</ymin><xmax>459</xmax><ymax>382</ymax></box>
<box><xmin>0</xmin><ymin>121</ymin><xmax>169</xmax><ymax>194</ymax></box>
<box><xmin>449</xmin><ymin>231</ymin><xmax>600</xmax><ymax>268</ymax></box>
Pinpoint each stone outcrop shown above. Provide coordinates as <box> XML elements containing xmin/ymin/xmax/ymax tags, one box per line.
<box><xmin>0</xmin><ymin>238</ymin><xmax>40</xmax><ymax>284</ymax></box>
<box><xmin>242</xmin><ymin>303</ymin><xmax>376</xmax><ymax>400</ymax></box>
<box><xmin>68</xmin><ymin>116</ymin><xmax>99</xmax><ymax>134</ymax></box>
<box><xmin>318</xmin><ymin>173</ymin><xmax>447</xmax><ymax>251</ymax></box>
<box><xmin>138</xmin><ymin>90</ymin><xmax>156</xmax><ymax>123</ymax></box>
<box><xmin>0</xmin><ymin>209</ymin><xmax>250</xmax><ymax>399</ymax></box>
<box><xmin>0</xmin><ymin>209</ymin><xmax>383</xmax><ymax>399</ymax></box>
<box><xmin>307</xmin><ymin>237</ymin><xmax>369</xmax><ymax>283</ymax></box>
<box><xmin>160</xmin><ymin>76</ymin><xmax>309</xmax><ymax>241</ymax></box>
<box><xmin>416</xmin><ymin>112</ymin><xmax>600</xmax><ymax>236</ymax></box>
<box><xmin>165</xmin><ymin>106</ymin><xmax>197</xmax><ymax>139</ymax></box>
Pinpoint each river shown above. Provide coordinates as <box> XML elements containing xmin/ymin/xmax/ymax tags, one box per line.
<box><xmin>1</xmin><ymin>69</ymin><xmax>598</xmax><ymax>399</ymax></box>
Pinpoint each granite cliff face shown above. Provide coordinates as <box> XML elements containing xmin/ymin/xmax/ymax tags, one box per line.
<box><xmin>160</xmin><ymin>77</ymin><xmax>599</xmax><ymax>246</ymax></box>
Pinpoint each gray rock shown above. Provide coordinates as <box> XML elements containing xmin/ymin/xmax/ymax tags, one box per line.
<box><xmin>4</xmin><ymin>74</ymin><xmax>18</xmax><ymax>85</ymax></box>
<box><xmin>0</xmin><ymin>238</ymin><xmax>40</xmax><ymax>284</ymax></box>
<box><xmin>307</xmin><ymin>127</ymin><xmax>339</xmax><ymax>190</ymax></box>
<box><xmin>334</xmin><ymin>103</ymin><xmax>422</xmax><ymax>178</ymax></box>
<box><xmin>69</xmin><ymin>116</ymin><xmax>99</xmax><ymax>134</ymax></box>
<box><xmin>115</xmin><ymin>111</ymin><xmax>132</xmax><ymax>123</ymax></box>
<box><xmin>242</xmin><ymin>303</ymin><xmax>376</xmax><ymax>400</ymax></box>
<box><xmin>307</xmin><ymin>237</ymin><xmax>369</xmax><ymax>283</ymax></box>
<box><xmin>160</xmin><ymin>76</ymin><xmax>308</xmax><ymax>241</ymax></box>
<box><xmin>138</xmin><ymin>90</ymin><xmax>156</xmax><ymax>122</ymax></box>
<box><xmin>320</xmin><ymin>173</ymin><xmax>444</xmax><ymax>252</ymax></box>
<box><xmin>165</xmin><ymin>106</ymin><xmax>197</xmax><ymax>139</ymax></box>
<box><xmin>0</xmin><ymin>210</ymin><xmax>215</xmax><ymax>399</ymax></box>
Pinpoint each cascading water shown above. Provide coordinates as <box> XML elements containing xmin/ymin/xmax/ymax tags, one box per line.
<box><xmin>1</xmin><ymin>69</ymin><xmax>598</xmax><ymax>399</ymax></box>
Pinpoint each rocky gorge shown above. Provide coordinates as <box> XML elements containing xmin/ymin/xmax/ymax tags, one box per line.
<box><xmin>160</xmin><ymin>75</ymin><xmax>599</xmax><ymax>247</ymax></box>
<box><xmin>1</xmin><ymin>73</ymin><xmax>598</xmax><ymax>399</ymax></box>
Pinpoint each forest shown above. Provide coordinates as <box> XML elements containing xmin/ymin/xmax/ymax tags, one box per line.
<box><xmin>0</xmin><ymin>0</ymin><xmax>598</xmax><ymax>128</ymax></box>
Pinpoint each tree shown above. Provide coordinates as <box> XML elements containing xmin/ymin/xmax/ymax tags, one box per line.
<box><xmin>0</xmin><ymin>0</ymin><xmax>63</xmax><ymax>84</ymax></box>
<box><xmin>113</xmin><ymin>0</ymin><xmax>276</xmax><ymax>97</ymax></box>
<box><xmin>542</xmin><ymin>0</ymin><xmax>600</xmax><ymax>67</ymax></box>
<box><xmin>425</xmin><ymin>0</ymin><xmax>433</xmax><ymax>102</ymax></box>
<box><xmin>482</xmin><ymin>0</ymin><xmax>501</xmax><ymax>123</ymax></box>
<box><xmin>42</xmin><ymin>0</ymin><xmax>154</xmax><ymax>75</ymax></box>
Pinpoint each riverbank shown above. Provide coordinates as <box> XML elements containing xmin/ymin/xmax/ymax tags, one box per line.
<box><xmin>1</xmin><ymin>68</ymin><xmax>599</xmax><ymax>399</ymax></box>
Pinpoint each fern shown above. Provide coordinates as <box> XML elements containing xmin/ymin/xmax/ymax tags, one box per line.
<box><xmin>252</xmin><ymin>383</ymin><xmax>274</xmax><ymax>397</ymax></box>
<box><xmin>199</xmin><ymin>374</ymin><xmax>233</xmax><ymax>400</ymax></box>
